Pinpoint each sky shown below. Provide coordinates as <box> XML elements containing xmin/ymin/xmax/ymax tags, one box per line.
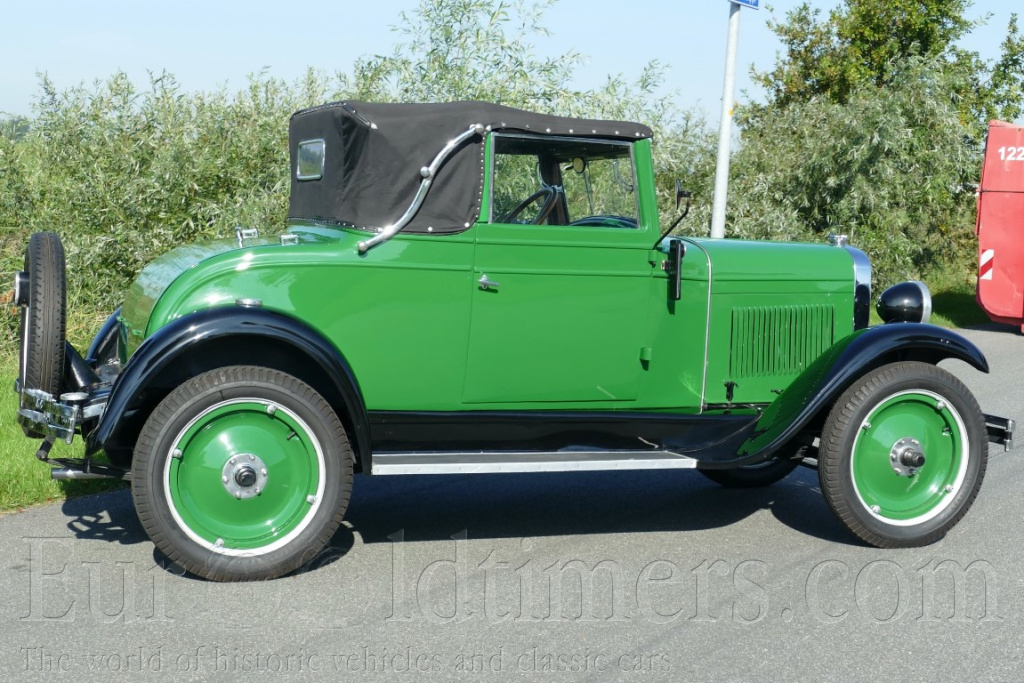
<box><xmin>1</xmin><ymin>0</ymin><xmax>1019</xmax><ymax>122</ymax></box>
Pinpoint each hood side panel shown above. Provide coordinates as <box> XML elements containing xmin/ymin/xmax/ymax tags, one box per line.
<box><xmin>694</xmin><ymin>238</ymin><xmax>856</xmax><ymax>405</ymax></box>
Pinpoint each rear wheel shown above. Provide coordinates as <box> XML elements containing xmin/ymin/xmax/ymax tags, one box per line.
<box><xmin>818</xmin><ymin>362</ymin><xmax>986</xmax><ymax>547</ymax></box>
<box><xmin>132</xmin><ymin>366</ymin><xmax>353</xmax><ymax>581</ymax></box>
<box><xmin>17</xmin><ymin>232</ymin><xmax>67</xmax><ymax>436</ymax></box>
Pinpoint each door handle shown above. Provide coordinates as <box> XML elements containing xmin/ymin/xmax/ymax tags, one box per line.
<box><xmin>478</xmin><ymin>274</ymin><xmax>500</xmax><ymax>291</ymax></box>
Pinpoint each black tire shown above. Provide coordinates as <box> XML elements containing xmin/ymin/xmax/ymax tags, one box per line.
<box><xmin>699</xmin><ymin>456</ymin><xmax>800</xmax><ymax>488</ymax></box>
<box><xmin>131</xmin><ymin>366</ymin><xmax>353</xmax><ymax>581</ymax></box>
<box><xmin>18</xmin><ymin>232</ymin><xmax>67</xmax><ymax>436</ymax></box>
<box><xmin>818</xmin><ymin>362</ymin><xmax>987</xmax><ymax>548</ymax></box>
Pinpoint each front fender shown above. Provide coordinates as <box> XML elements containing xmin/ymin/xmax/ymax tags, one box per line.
<box><xmin>87</xmin><ymin>308</ymin><xmax>370</xmax><ymax>466</ymax></box>
<box><xmin>724</xmin><ymin>323</ymin><xmax>988</xmax><ymax>465</ymax></box>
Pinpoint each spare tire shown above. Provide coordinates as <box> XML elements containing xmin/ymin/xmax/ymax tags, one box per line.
<box><xmin>18</xmin><ymin>232</ymin><xmax>67</xmax><ymax>436</ymax></box>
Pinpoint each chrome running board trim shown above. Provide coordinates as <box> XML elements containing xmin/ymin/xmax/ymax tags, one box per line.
<box><xmin>371</xmin><ymin>449</ymin><xmax>698</xmax><ymax>475</ymax></box>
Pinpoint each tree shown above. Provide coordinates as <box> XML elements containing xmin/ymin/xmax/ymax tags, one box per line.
<box><xmin>747</xmin><ymin>1</ymin><xmax>1024</xmax><ymax>136</ymax></box>
<box><xmin>730</xmin><ymin>57</ymin><xmax>978</xmax><ymax>286</ymax></box>
<box><xmin>0</xmin><ymin>116</ymin><xmax>30</xmax><ymax>141</ymax></box>
<box><xmin>340</xmin><ymin>0</ymin><xmax>710</xmax><ymax>223</ymax></box>
<box><xmin>980</xmin><ymin>14</ymin><xmax>1024</xmax><ymax>125</ymax></box>
<box><xmin>727</xmin><ymin>1</ymin><xmax>1024</xmax><ymax>285</ymax></box>
<box><xmin>344</xmin><ymin>0</ymin><xmax>582</xmax><ymax>109</ymax></box>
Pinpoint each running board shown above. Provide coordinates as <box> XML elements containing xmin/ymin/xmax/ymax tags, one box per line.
<box><xmin>371</xmin><ymin>449</ymin><xmax>699</xmax><ymax>475</ymax></box>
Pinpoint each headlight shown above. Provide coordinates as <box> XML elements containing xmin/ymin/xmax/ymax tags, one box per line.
<box><xmin>876</xmin><ymin>281</ymin><xmax>932</xmax><ymax>324</ymax></box>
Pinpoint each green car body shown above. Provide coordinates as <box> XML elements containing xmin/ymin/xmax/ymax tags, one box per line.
<box><xmin>120</xmin><ymin>186</ymin><xmax>856</xmax><ymax>412</ymax></box>
<box><xmin>12</xmin><ymin>101</ymin><xmax>1012</xmax><ymax>581</ymax></box>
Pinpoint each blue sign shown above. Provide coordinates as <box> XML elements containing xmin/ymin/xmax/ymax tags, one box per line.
<box><xmin>730</xmin><ymin>0</ymin><xmax>759</xmax><ymax>8</ymax></box>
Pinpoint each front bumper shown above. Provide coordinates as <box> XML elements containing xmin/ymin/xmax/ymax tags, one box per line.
<box><xmin>16</xmin><ymin>378</ymin><xmax>108</xmax><ymax>444</ymax></box>
<box><xmin>16</xmin><ymin>305</ymin><xmax>122</xmax><ymax>446</ymax></box>
<box><xmin>985</xmin><ymin>413</ymin><xmax>1015</xmax><ymax>452</ymax></box>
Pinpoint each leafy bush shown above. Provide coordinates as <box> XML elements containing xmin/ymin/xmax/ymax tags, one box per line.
<box><xmin>729</xmin><ymin>58</ymin><xmax>980</xmax><ymax>287</ymax></box>
<box><xmin>0</xmin><ymin>71</ymin><xmax>345</xmax><ymax>350</ymax></box>
<box><xmin>7</xmin><ymin>72</ymin><xmax>342</xmax><ymax>310</ymax></box>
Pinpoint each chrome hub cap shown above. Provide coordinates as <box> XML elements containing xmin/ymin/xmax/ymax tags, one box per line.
<box><xmin>221</xmin><ymin>453</ymin><xmax>269</xmax><ymax>499</ymax></box>
<box><xmin>889</xmin><ymin>437</ymin><xmax>925</xmax><ymax>477</ymax></box>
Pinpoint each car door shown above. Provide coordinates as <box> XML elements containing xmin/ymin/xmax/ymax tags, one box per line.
<box><xmin>462</xmin><ymin>133</ymin><xmax>653</xmax><ymax>405</ymax></box>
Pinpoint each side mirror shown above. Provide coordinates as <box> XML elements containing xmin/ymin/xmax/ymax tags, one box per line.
<box><xmin>653</xmin><ymin>183</ymin><xmax>694</xmax><ymax>252</ymax></box>
<box><xmin>675</xmin><ymin>180</ymin><xmax>692</xmax><ymax>215</ymax></box>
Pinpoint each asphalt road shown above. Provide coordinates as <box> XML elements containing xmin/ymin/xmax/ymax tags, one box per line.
<box><xmin>2</xmin><ymin>324</ymin><xmax>1022</xmax><ymax>682</ymax></box>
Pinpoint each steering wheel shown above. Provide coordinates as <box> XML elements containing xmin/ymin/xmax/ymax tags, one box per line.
<box><xmin>568</xmin><ymin>215</ymin><xmax>638</xmax><ymax>229</ymax></box>
<box><xmin>500</xmin><ymin>186</ymin><xmax>559</xmax><ymax>224</ymax></box>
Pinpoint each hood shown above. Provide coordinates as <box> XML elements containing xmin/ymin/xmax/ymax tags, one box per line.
<box><xmin>684</xmin><ymin>237</ymin><xmax>855</xmax><ymax>291</ymax></box>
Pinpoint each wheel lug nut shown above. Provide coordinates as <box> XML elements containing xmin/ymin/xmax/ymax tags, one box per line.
<box><xmin>945</xmin><ymin>484</ymin><xmax>954</xmax><ymax>493</ymax></box>
<box><xmin>870</xmin><ymin>505</ymin><xmax>880</xmax><ymax>514</ymax></box>
<box><xmin>935</xmin><ymin>400</ymin><xmax>947</xmax><ymax>411</ymax></box>
<box><xmin>267</xmin><ymin>404</ymin><xmax>277</xmax><ymax>415</ymax></box>
<box><xmin>172</xmin><ymin>449</ymin><xmax>182</xmax><ymax>459</ymax></box>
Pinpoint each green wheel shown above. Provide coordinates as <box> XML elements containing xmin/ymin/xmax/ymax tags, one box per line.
<box><xmin>819</xmin><ymin>362</ymin><xmax>987</xmax><ymax>547</ymax></box>
<box><xmin>132</xmin><ymin>366</ymin><xmax>353</xmax><ymax>580</ymax></box>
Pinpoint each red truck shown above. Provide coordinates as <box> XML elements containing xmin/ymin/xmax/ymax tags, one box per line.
<box><xmin>977</xmin><ymin>120</ymin><xmax>1024</xmax><ymax>331</ymax></box>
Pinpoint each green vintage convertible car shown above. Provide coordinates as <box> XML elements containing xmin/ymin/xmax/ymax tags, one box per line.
<box><xmin>13</xmin><ymin>101</ymin><xmax>1014</xmax><ymax>580</ymax></box>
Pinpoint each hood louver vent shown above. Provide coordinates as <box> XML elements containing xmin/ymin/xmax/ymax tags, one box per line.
<box><xmin>730</xmin><ymin>305</ymin><xmax>835</xmax><ymax>379</ymax></box>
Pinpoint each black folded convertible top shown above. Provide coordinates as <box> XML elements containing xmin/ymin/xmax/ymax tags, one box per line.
<box><xmin>287</xmin><ymin>101</ymin><xmax>653</xmax><ymax>235</ymax></box>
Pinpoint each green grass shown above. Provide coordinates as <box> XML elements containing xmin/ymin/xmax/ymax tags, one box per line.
<box><xmin>925</xmin><ymin>266</ymin><xmax>991</xmax><ymax>329</ymax></box>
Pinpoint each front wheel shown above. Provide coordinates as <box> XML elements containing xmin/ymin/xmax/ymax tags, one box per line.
<box><xmin>131</xmin><ymin>366</ymin><xmax>353</xmax><ymax>581</ymax></box>
<box><xmin>818</xmin><ymin>362</ymin><xmax>987</xmax><ymax>548</ymax></box>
